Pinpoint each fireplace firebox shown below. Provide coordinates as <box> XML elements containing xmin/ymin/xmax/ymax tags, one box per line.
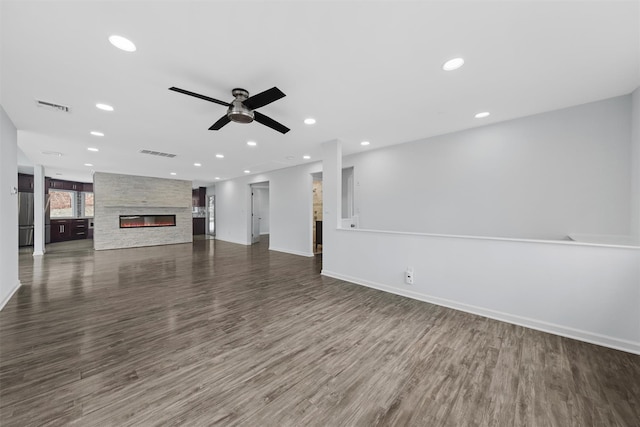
<box><xmin>119</xmin><ymin>215</ymin><xmax>176</xmax><ymax>228</ymax></box>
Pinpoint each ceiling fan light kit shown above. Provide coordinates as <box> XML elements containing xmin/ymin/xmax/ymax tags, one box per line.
<box><xmin>169</xmin><ymin>86</ymin><xmax>290</xmax><ymax>134</ymax></box>
<box><xmin>227</xmin><ymin>89</ymin><xmax>254</xmax><ymax>124</ymax></box>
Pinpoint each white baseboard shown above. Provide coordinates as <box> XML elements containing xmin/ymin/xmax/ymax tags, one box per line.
<box><xmin>269</xmin><ymin>246</ymin><xmax>315</xmax><ymax>257</ymax></box>
<box><xmin>214</xmin><ymin>236</ymin><xmax>249</xmax><ymax>246</ymax></box>
<box><xmin>321</xmin><ymin>270</ymin><xmax>640</xmax><ymax>355</ymax></box>
<box><xmin>0</xmin><ymin>280</ymin><xmax>21</xmax><ymax>311</ymax></box>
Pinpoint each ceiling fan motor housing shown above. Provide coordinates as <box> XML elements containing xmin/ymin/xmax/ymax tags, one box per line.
<box><xmin>228</xmin><ymin>88</ymin><xmax>254</xmax><ymax>123</ymax></box>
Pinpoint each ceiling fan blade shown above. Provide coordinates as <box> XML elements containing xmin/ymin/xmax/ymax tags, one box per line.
<box><xmin>169</xmin><ymin>87</ymin><xmax>230</xmax><ymax>107</ymax></box>
<box><xmin>243</xmin><ymin>87</ymin><xmax>286</xmax><ymax>110</ymax></box>
<box><xmin>254</xmin><ymin>111</ymin><xmax>290</xmax><ymax>134</ymax></box>
<box><xmin>209</xmin><ymin>115</ymin><xmax>231</xmax><ymax>130</ymax></box>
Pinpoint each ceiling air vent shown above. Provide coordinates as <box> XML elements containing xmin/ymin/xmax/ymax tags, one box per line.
<box><xmin>35</xmin><ymin>99</ymin><xmax>71</xmax><ymax>113</ymax></box>
<box><xmin>139</xmin><ymin>149</ymin><xmax>177</xmax><ymax>158</ymax></box>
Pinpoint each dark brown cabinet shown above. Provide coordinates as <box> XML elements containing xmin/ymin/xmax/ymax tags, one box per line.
<box><xmin>18</xmin><ymin>173</ymin><xmax>34</xmax><ymax>192</ymax></box>
<box><xmin>49</xmin><ymin>179</ymin><xmax>66</xmax><ymax>189</ymax></box>
<box><xmin>64</xmin><ymin>181</ymin><xmax>81</xmax><ymax>191</ymax></box>
<box><xmin>48</xmin><ymin>178</ymin><xmax>89</xmax><ymax>191</ymax></box>
<box><xmin>193</xmin><ymin>217</ymin><xmax>206</xmax><ymax>235</ymax></box>
<box><xmin>71</xmin><ymin>219</ymin><xmax>87</xmax><ymax>239</ymax></box>
<box><xmin>21</xmin><ymin>175</ymin><xmax>92</xmax><ymax>192</ymax></box>
<box><xmin>192</xmin><ymin>187</ymin><xmax>206</xmax><ymax>207</ymax></box>
<box><xmin>51</xmin><ymin>220</ymin><xmax>72</xmax><ymax>242</ymax></box>
<box><xmin>51</xmin><ymin>219</ymin><xmax>88</xmax><ymax>242</ymax></box>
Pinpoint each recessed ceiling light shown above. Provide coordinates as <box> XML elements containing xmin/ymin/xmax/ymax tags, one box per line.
<box><xmin>360</xmin><ymin>141</ymin><xmax>370</xmax><ymax>146</ymax></box>
<box><xmin>304</xmin><ymin>118</ymin><xmax>316</xmax><ymax>125</ymax></box>
<box><xmin>215</xmin><ymin>177</ymin><xmax>221</xmax><ymax>180</ymax></box>
<box><xmin>90</xmin><ymin>131</ymin><xmax>104</xmax><ymax>137</ymax></box>
<box><xmin>84</xmin><ymin>163</ymin><xmax>93</xmax><ymax>167</ymax></box>
<box><xmin>475</xmin><ymin>112</ymin><xmax>490</xmax><ymax>118</ymax></box>
<box><xmin>194</xmin><ymin>163</ymin><xmax>201</xmax><ymax>167</ymax></box>
<box><xmin>244</xmin><ymin>170</ymin><xmax>251</xmax><ymax>174</ymax></box>
<box><xmin>87</xmin><ymin>147</ymin><xmax>99</xmax><ymax>152</ymax></box>
<box><xmin>303</xmin><ymin>155</ymin><xmax>311</xmax><ymax>160</ymax></box>
<box><xmin>216</xmin><ymin>154</ymin><xmax>224</xmax><ymax>158</ymax></box>
<box><xmin>108</xmin><ymin>35</ymin><xmax>136</xmax><ymax>52</ymax></box>
<box><xmin>170</xmin><ymin>172</ymin><xmax>177</xmax><ymax>176</ymax></box>
<box><xmin>96</xmin><ymin>103</ymin><xmax>114</xmax><ymax>111</ymax></box>
<box><xmin>247</xmin><ymin>141</ymin><xmax>257</xmax><ymax>146</ymax></box>
<box><xmin>442</xmin><ymin>57</ymin><xmax>465</xmax><ymax>71</ymax></box>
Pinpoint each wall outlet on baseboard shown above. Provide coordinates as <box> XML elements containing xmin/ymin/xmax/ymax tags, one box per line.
<box><xmin>404</xmin><ymin>267</ymin><xmax>414</xmax><ymax>285</ymax></box>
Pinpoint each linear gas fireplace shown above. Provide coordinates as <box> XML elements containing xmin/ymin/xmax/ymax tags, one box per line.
<box><xmin>119</xmin><ymin>215</ymin><xmax>176</xmax><ymax>228</ymax></box>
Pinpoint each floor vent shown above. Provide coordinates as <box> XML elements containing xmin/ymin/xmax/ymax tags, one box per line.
<box><xmin>139</xmin><ymin>149</ymin><xmax>177</xmax><ymax>158</ymax></box>
<box><xmin>35</xmin><ymin>99</ymin><xmax>71</xmax><ymax>113</ymax></box>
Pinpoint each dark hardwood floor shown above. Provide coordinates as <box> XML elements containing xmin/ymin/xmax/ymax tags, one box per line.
<box><xmin>2</xmin><ymin>237</ymin><xmax>639</xmax><ymax>426</ymax></box>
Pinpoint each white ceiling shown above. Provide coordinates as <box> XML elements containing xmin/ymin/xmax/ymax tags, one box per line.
<box><xmin>2</xmin><ymin>1</ymin><xmax>639</xmax><ymax>187</ymax></box>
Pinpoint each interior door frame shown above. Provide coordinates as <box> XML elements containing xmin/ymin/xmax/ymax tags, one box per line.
<box><xmin>251</xmin><ymin>188</ymin><xmax>260</xmax><ymax>244</ymax></box>
<box><xmin>248</xmin><ymin>181</ymin><xmax>269</xmax><ymax>245</ymax></box>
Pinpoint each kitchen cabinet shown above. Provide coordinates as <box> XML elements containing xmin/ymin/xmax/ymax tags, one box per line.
<box><xmin>51</xmin><ymin>219</ymin><xmax>88</xmax><ymax>242</ymax></box>
<box><xmin>51</xmin><ymin>220</ymin><xmax>72</xmax><ymax>242</ymax></box>
<box><xmin>71</xmin><ymin>219</ymin><xmax>87</xmax><ymax>239</ymax></box>
<box><xmin>193</xmin><ymin>217</ymin><xmax>206</xmax><ymax>235</ymax></box>
<box><xmin>22</xmin><ymin>175</ymin><xmax>91</xmax><ymax>192</ymax></box>
<box><xmin>192</xmin><ymin>187</ymin><xmax>206</xmax><ymax>207</ymax></box>
<box><xmin>64</xmin><ymin>181</ymin><xmax>82</xmax><ymax>191</ymax></box>
<box><xmin>48</xmin><ymin>178</ymin><xmax>87</xmax><ymax>191</ymax></box>
<box><xmin>18</xmin><ymin>174</ymin><xmax>34</xmax><ymax>192</ymax></box>
<box><xmin>49</xmin><ymin>179</ymin><xmax>66</xmax><ymax>189</ymax></box>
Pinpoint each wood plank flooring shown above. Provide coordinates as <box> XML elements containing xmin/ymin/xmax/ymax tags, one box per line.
<box><xmin>1</xmin><ymin>237</ymin><xmax>639</xmax><ymax>426</ymax></box>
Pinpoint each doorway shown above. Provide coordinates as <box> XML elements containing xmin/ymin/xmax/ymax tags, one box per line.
<box><xmin>312</xmin><ymin>174</ymin><xmax>323</xmax><ymax>254</ymax></box>
<box><xmin>207</xmin><ymin>195</ymin><xmax>215</xmax><ymax>236</ymax></box>
<box><xmin>250</xmin><ymin>182</ymin><xmax>270</xmax><ymax>244</ymax></box>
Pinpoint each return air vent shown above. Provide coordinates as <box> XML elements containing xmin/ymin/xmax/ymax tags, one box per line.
<box><xmin>139</xmin><ymin>149</ymin><xmax>177</xmax><ymax>158</ymax></box>
<box><xmin>35</xmin><ymin>99</ymin><xmax>71</xmax><ymax>113</ymax></box>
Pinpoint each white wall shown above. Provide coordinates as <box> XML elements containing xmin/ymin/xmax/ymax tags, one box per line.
<box><xmin>0</xmin><ymin>106</ymin><xmax>20</xmax><ymax>310</ymax></box>
<box><xmin>323</xmin><ymin>230</ymin><xmax>640</xmax><ymax>354</ymax></box>
<box><xmin>322</xmin><ymin>136</ymin><xmax>640</xmax><ymax>354</ymax></box>
<box><xmin>346</xmin><ymin>95</ymin><xmax>633</xmax><ymax>240</ymax></box>
<box><xmin>631</xmin><ymin>88</ymin><xmax>640</xmax><ymax>241</ymax></box>
<box><xmin>216</xmin><ymin>162</ymin><xmax>321</xmax><ymax>256</ymax></box>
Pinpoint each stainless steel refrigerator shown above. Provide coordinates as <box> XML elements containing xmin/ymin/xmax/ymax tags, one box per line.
<box><xmin>18</xmin><ymin>192</ymin><xmax>50</xmax><ymax>246</ymax></box>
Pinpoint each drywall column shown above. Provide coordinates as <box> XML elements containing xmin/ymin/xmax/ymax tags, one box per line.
<box><xmin>321</xmin><ymin>139</ymin><xmax>342</xmax><ymax>273</ymax></box>
<box><xmin>0</xmin><ymin>106</ymin><xmax>20</xmax><ymax>310</ymax></box>
<box><xmin>631</xmin><ymin>87</ymin><xmax>640</xmax><ymax>241</ymax></box>
<box><xmin>33</xmin><ymin>164</ymin><xmax>45</xmax><ymax>256</ymax></box>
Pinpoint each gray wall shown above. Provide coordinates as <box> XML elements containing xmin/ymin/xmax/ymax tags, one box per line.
<box><xmin>0</xmin><ymin>106</ymin><xmax>19</xmax><ymax>309</ymax></box>
<box><xmin>345</xmin><ymin>94</ymin><xmax>633</xmax><ymax>240</ymax></box>
<box><xmin>94</xmin><ymin>172</ymin><xmax>192</xmax><ymax>250</ymax></box>
<box><xmin>631</xmin><ymin>88</ymin><xmax>640</xmax><ymax>240</ymax></box>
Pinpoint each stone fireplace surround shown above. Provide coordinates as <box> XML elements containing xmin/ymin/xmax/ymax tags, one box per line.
<box><xmin>93</xmin><ymin>172</ymin><xmax>192</xmax><ymax>250</ymax></box>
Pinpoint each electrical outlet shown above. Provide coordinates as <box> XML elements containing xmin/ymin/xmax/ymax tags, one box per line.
<box><xmin>404</xmin><ymin>267</ymin><xmax>414</xmax><ymax>285</ymax></box>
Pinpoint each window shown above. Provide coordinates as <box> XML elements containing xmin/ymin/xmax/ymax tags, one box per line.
<box><xmin>342</xmin><ymin>167</ymin><xmax>354</xmax><ymax>219</ymax></box>
<box><xmin>49</xmin><ymin>189</ymin><xmax>93</xmax><ymax>218</ymax></box>
<box><xmin>49</xmin><ymin>190</ymin><xmax>75</xmax><ymax>218</ymax></box>
<box><xmin>83</xmin><ymin>192</ymin><xmax>94</xmax><ymax>217</ymax></box>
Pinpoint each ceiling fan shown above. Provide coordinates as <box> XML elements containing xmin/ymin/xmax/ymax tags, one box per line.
<box><xmin>169</xmin><ymin>86</ymin><xmax>290</xmax><ymax>134</ymax></box>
